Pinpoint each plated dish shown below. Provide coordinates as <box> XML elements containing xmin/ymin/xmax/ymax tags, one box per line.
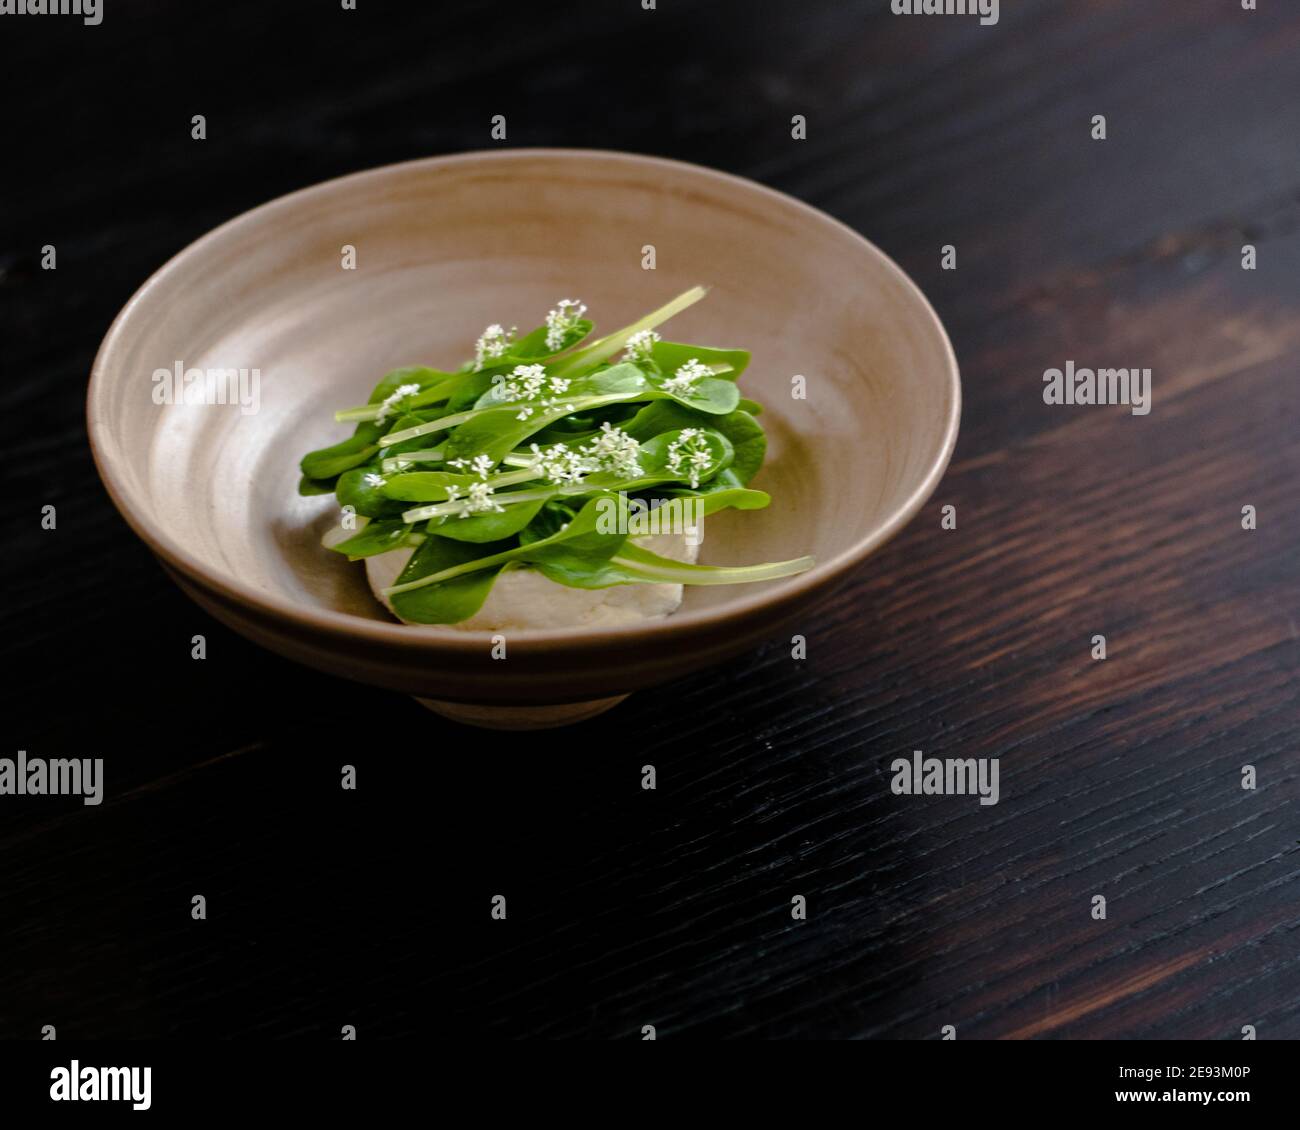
<box><xmin>87</xmin><ymin>149</ymin><xmax>959</xmax><ymax>725</ymax></box>
<box><xmin>301</xmin><ymin>288</ymin><xmax>814</xmax><ymax>631</ymax></box>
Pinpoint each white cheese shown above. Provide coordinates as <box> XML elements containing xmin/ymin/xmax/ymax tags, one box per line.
<box><xmin>364</xmin><ymin>531</ymin><xmax>700</xmax><ymax>631</ymax></box>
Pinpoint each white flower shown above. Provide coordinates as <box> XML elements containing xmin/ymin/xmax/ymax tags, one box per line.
<box><xmin>494</xmin><ymin>363</ymin><xmax>548</xmax><ymax>401</ymax></box>
<box><xmin>491</xmin><ymin>363</ymin><xmax>576</xmax><ymax>420</ymax></box>
<box><xmin>544</xmin><ymin>298</ymin><xmax>587</xmax><ymax>352</ymax></box>
<box><xmin>474</xmin><ymin>323</ymin><xmax>516</xmax><ymax>370</ymax></box>
<box><xmin>662</xmin><ymin>358</ymin><xmax>711</xmax><ymax>397</ymax></box>
<box><xmin>525</xmin><ymin>423</ymin><xmax>645</xmax><ymax>486</ymax></box>
<box><xmin>462</xmin><ymin>480</ymin><xmax>504</xmax><ymax>516</ymax></box>
<box><xmin>373</xmin><ymin>382</ymin><xmax>421</xmax><ymax>423</ymax></box>
<box><xmin>665</xmin><ymin>428</ymin><xmax>714</xmax><ymax>489</ymax></box>
<box><xmin>582</xmin><ymin>422</ymin><xmax>643</xmax><ymax>479</ymax></box>
<box><xmin>528</xmin><ymin>442</ymin><xmax>589</xmax><ymax>485</ymax></box>
<box><xmin>447</xmin><ymin>454</ymin><xmax>494</xmax><ymax>479</ymax></box>
<box><xmin>363</xmin><ymin>472</ymin><xmax>387</xmax><ymax>488</ymax></box>
<box><xmin>443</xmin><ymin>454</ymin><xmax>502</xmax><ymax>512</ymax></box>
<box><xmin>623</xmin><ymin>329</ymin><xmax>661</xmax><ymax>363</ymax></box>
<box><xmin>511</xmin><ymin>363</ymin><xmax>549</xmax><ymax>398</ymax></box>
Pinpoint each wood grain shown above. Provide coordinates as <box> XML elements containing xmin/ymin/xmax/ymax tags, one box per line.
<box><xmin>0</xmin><ymin>0</ymin><xmax>1296</xmax><ymax>1039</ymax></box>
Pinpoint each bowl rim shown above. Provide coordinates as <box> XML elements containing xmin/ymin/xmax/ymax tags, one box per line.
<box><xmin>87</xmin><ymin>147</ymin><xmax>961</xmax><ymax>653</ymax></box>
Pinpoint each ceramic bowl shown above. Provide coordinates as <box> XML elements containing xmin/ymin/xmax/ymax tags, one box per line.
<box><xmin>87</xmin><ymin>149</ymin><xmax>959</xmax><ymax>727</ymax></box>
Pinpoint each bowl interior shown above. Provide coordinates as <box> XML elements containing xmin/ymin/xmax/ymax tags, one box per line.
<box><xmin>91</xmin><ymin>151</ymin><xmax>957</xmax><ymax>637</ymax></box>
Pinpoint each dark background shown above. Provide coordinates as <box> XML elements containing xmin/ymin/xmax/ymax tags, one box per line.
<box><xmin>2</xmin><ymin>0</ymin><xmax>1297</xmax><ymax>1039</ymax></box>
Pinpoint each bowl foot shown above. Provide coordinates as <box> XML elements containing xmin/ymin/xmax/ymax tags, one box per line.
<box><xmin>414</xmin><ymin>694</ymin><xmax>629</xmax><ymax>730</ymax></box>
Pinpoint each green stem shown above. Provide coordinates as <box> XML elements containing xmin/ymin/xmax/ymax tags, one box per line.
<box><xmin>335</xmin><ymin>405</ymin><xmax>385</xmax><ymax>422</ymax></box>
<box><xmin>380</xmin><ymin>447</ymin><xmax>446</xmax><ymax>472</ymax></box>
<box><xmin>333</xmin><ymin>376</ymin><xmax>461</xmax><ymax>421</ymax></box>
<box><xmin>379</xmin><ymin>407</ymin><xmax>479</xmax><ymax>445</ymax></box>
<box><xmin>379</xmin><ymin>391</ymin><xmax>642</xmax><ymax>448</ymax></box>
<box><xmin>383</xmin><ymin>549</ymin><xmax>521</xmax><ymax>595</ymax></box>
<box><xmin>400</xmin><ymin>481</ymin><xmax>558</xmax><ymax>524</ymax></box>
<box><xmin>547</xmin><ymin>286</ymin><xmax>708</xmax><ymax>380</ymax></box>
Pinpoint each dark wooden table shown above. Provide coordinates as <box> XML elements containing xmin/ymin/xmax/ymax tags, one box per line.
<box><xmin>2</xmin><ymin>0</ymin><xmax>1296</xmax><ymax>1040</ymax></box>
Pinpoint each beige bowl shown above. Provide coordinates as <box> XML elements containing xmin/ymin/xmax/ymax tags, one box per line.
<box><xmin>88</xmin><ymin>150</ymin><xmax>959</xmax><ymax>726</ymax></box>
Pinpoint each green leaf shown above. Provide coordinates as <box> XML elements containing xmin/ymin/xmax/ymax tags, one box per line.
<box><xmin>521</xmin><ymin>494</ymin><xmax>628</xmax><ymax>561</ymax></box>
<box><xmin>332</xmin><ymin>368</ymin><xmax>464</xmax><ymax>422</ymax></box>
<box><xmin>606</xmin><ymin>428</ymin><xmax>733</xmax><ymax>490</ymax></box>
<box><xmin>336</xmin><ymin>466</ymin><xmax>410</xmax><ymax>519</ymax></box>
<box><xmin>624</xmin><ymin>403</ymin><xmax>766</xmax><ymax>485</ymax></box>
<box><xmin>530</xmin><ymin>551</ymin><xmax>629</xmax><ymax>589</ymax></box>
<box><xmin>407</xmin><ymin>370</ymin><xmax>474</xmax><ymax>410</ymax></box>
<box><xmin>553</xmin><ymin>361</ymin><xmax>650</xmax><ymax>402</ymax></box>
<box><xmin>298</xmin><ymin>473</ymin><xmax>337</xmax><ymax>496</ymax></box>
<box><xmin>650</xmin><ymin>341</ymin><xmax>750</xmax><ymax>381</ymax></box>
<box><xmin>390</xmin><ymin>536</ymin><xmax>516</xmax><ymax>625</ymax></box>
<box><xmin>428</xmin><ymin>496</ymin><xmax>549</xmax><ymax>543</ymax></box>
<box><xmin>508</xmin><ymin>318</ymin><xmax>593</xmax><ymax>360</ymax></box>
<box><xmin>537</xmin><ymin>541</ymin><xmax>813</xmax><ymax>590</ymax></box>
<box><xmin>383</xmin><ymin>495</ymin><xmax>628</xmax><ymax>599</ymax></box>
<box><xmin>380</xmin><ymin>470</ymin><xmax>481</xmax><ymax>502</ymax></box>
<box><xmin>444</xmin><ymin>363</ymin><xmax>650</xmax><ymax>466</ymax></box>
<box><xmin>658</xmin><ymin>374</ymin><xmax>740</xmax><ymax>415</ymax></box>
<box><xmin>326</xmin><ymin>519</ymin><xmax>418</xmax><ymax>559</ymax></box>
<box><xmin>444</xmin><ymin>369</ymin><xmax>499</xmax><ymax>412</ymax></box>
<box><xmin>378</xmin><ymin>412</ymin><xmax>455</xmax><ymax>458</ymax></box>
<box><xmin>368</xmin><ymin>365</ymin><xmax>451</xmax><ymax>405</ymax></box>
<box><xmin>662</xmin><ymin>485</ymin><xmax>771</xmax><ymax>515</ymax></box>
<box><xmin>716</xmin><ymin>413</ymin><xmax>766</xmax><ymax>485</ymax></box>
<box><xmin>519</xmin><ymin>500</ymin><xmax>578</xmax><ymax>545</ymax></box>
<box><xmin>300</xmin><ymin>420</ymin><xmax>383</xmax><ymax>480</ymax></box>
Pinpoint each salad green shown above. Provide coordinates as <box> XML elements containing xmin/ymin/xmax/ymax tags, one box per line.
<box><xmin>299</xmin><ymin>287</ymin><xmax>814</xmax><ymax>625</ymax></box>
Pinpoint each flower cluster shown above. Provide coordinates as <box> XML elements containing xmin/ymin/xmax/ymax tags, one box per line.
<box><xmin>374</xmin><ymin>382</ymin><xmax>421</xmax><ymax>423</ymax></box>
<box><xmin>527</xmin><ymin>423</ymin><xmax>645</xmax><ymax>486</ymax></box>
<box><xmin>584</xmin><ymin>420</ymin><xmax>644</xmax><ymax>479</ymax></box>
<box><xmin>474</xmin><ymin>323</ymin><xmax>516</xmax><ymax>371</ymax></box>
<box><xmin>545</xmin><ymin>298</ymin><xmax>587</xmax><ymax>352</ymax></box>
<box><xmin>526</xmin><ymin>443</ymin><xmax>589</xmax><ymax>485</ymax></box>
<box><xmin>623</xmin><ymin>328</ymin><xmax>661</xmax><ymax>363</ymax></box>
<box><xmin>662</xmin><ymin>358</ymin><xmax>711</xmax><ymax>397</ymax></box>
<box><xmin>439</xmin><ymin>480</ymin><xmax>504</xmax><ymax>518</ymax></box>
<box><xmin>442</xmin><ymin>453</ymin><xmax>504</xmax><ymax>517</ymax></box>
<box><xmin>447</xmin><ymin>452</ymin><xmax>496</xmax><ymax>479</ymax></box>
<box><xmin>492</xmin><ymin>363</ymin><xmax>575</xmax><ymax>420</ymax></box>
<box><xmin>665</xmin><ymin>428</ymin><xmax>715</xmax><ymax>489</ymax></box>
